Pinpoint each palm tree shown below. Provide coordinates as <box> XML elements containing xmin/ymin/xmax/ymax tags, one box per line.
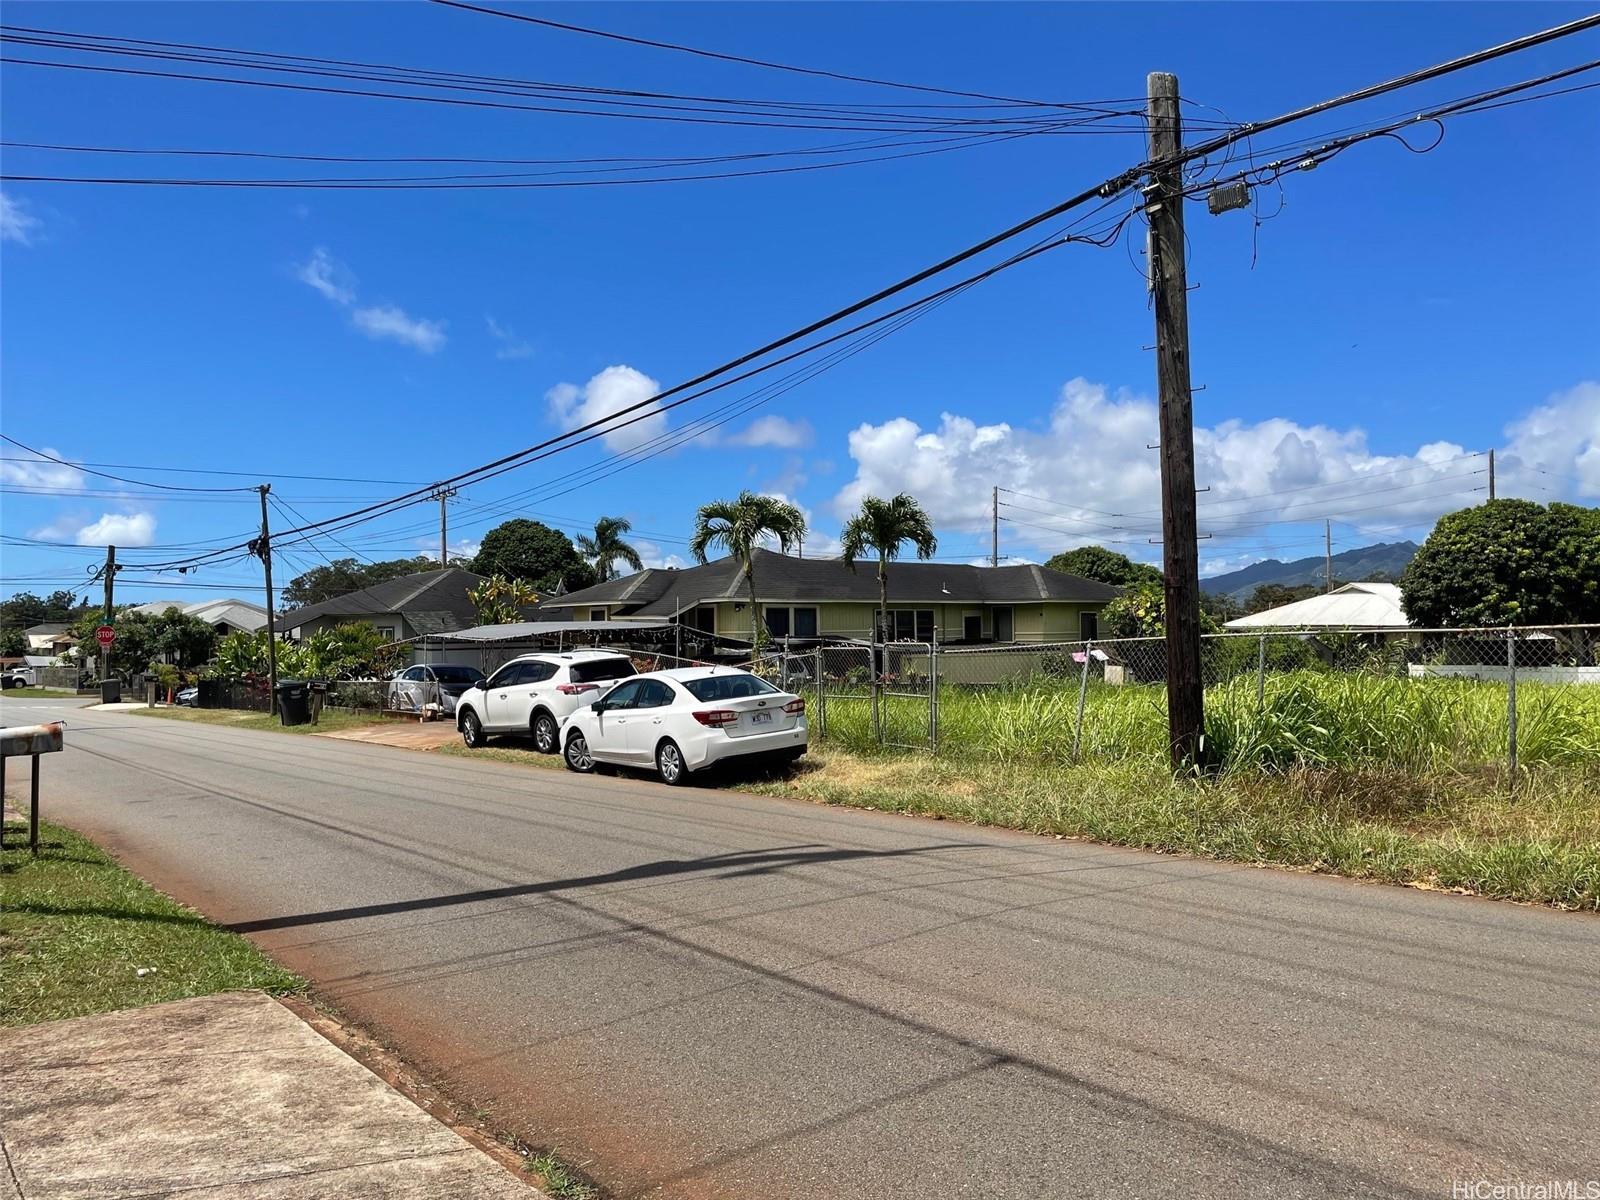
<box><xmin>575</xmin><ymin>516</ymin><xmax>644</xmax><ymax>583</ymax></box>
<box><xmin>840</xmin><ymin>494</ymin><xmax>938</xmax><ymax>642</ymax></box>
<box><xmin>689</xmin><ymin>492</ymin><xmax>807</xmax><ymax>644</ymax></box>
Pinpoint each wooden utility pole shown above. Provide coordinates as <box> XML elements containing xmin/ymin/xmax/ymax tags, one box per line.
<box><xmin>1325</xmin><ymin>519</ymin><xmax>1333</xmax><ymax>593</ymax></box>
<box><xmin>1146</xmin><ymin>71</ymin><xmax>1205</xmax><ymax>770</ymax></box>
<box><xmin>432</xmin><ymin>485</ymin><xmax>458</xmax><ymax>567</ymax></box>
<box><xmin>991</xmin><ymin>486</ymin><xmax>999</xmax><ymax>567</ymax></box>
<box><xmin>101</xmin><ymin>544</ymin><xmax>116</xmax><ymax>683</ymax></box>
<box><xmin>256</xmin><ymin>485</ymin><xmax>279</xmax><ymax>716</ymax></box>
<box><xmin>1488</xmin><ymin>449</ymin><xmax>1496</xmax><ymax>501</ymax></box>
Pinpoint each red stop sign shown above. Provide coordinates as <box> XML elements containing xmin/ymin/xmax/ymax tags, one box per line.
<box><xmin>96</xmin><ymin>625</ymin><xmax>116</xmax><ymax>648</ymax></box>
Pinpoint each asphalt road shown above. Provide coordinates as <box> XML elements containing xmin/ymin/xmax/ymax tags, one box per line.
<box><xmin>4</xmin><ymin>695</ymin><xmax>1597</xmax><ymax>1199</ymax></box>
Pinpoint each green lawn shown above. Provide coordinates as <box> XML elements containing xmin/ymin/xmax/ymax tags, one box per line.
<box><xmin>125</xmin><ymin>705</ymin><xmax>409</xmax><ymax>736</ymax></box>
<box><xmin>0</xmin><ymin>820</ymin><xmax>301</xmax><ymax>1026</ymax></box>
<box><xmin>1</xmin><ymin>687</ymin><xmax>81</xmax><ymax>699</ymax></box>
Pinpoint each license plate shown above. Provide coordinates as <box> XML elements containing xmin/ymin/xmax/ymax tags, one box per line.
<box><xmin>750</xmin><ymin>711</ymin><xmax>773</xmax><ymax>725</ymax></box>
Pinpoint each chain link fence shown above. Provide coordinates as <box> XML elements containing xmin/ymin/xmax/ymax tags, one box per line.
<box><xmin>800</xmin><ymin>625</ymin><xmax>1599</xmax><ymax>779</ymax></box>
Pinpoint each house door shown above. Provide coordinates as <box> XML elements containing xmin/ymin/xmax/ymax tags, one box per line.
<box><xmin>963</xmin><ymin>613</ymin><xmax>982</xmax><ymax>642</ymax></box>
<box><xmin>993</xmin><ymin>606</ymin><xmax>1014</xmax><ymax>643</ymax></box>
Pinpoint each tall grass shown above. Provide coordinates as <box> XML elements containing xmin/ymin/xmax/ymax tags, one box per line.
<box><xmin>812</xmin><ymin>672</ymin><xmax>1600</xmax><ymax>775</ymax></box>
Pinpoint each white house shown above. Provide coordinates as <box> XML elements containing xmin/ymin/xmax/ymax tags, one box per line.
<box><xmin>1225</xmin><ymin>582</ymin><xmax>1411</xmax><ymax>634</ymax></box>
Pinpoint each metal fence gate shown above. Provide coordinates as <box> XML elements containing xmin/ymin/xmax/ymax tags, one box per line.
<box><xmin>813</xmin><ymin>641</ymin><xmax>935</xmax><ymax>751</ymax></box>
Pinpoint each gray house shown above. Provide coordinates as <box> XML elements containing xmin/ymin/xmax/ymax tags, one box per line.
<box><xmin>277</xmin><ymin>567</ymin><xmax>485</xmax><ymax>653</ymax></box>
<box><xmin>537</xmin><ymin>548</ymin><xmax>1119</xmax><ymax>645</ymax></box>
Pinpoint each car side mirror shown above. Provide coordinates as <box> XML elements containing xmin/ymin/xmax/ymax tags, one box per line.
<box><xmin>591</xmin><ymin>700</ymin><xmax>609</xmax><ymax>713</ymax></box>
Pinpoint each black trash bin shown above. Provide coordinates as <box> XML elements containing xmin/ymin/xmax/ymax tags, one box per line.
<box><xmin>100</xmin><ymin>678</ymin><xmax>122</xmax><ymax>704</ymax></box>
<box><xmin>197</xmin><ymin>679</ymin><xmax>222</xmax><ymax>709</ymax></box>
<box><xmin>275</xmin><ymin>679</ymin><xmax>311</xmax><ymax>726</ymax></box>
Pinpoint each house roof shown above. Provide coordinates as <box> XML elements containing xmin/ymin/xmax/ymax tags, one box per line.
<box><xmin>126</xmin><ymin>598</ymin><xmax>269</xmax><ymax>631</ymax></box>
<box><xmin>24</xmin><ymin>622</ymin><xmax>72</xmax><ymax>636</ymax></box>
<box><xmin>1224</xmin><ymin>581</ymin><xmax>1409</xmax><ymax>630</ymax></box>
<box><xmin>278</xmin><ymin>567</ymin><xmax>485</xmax><ymax>635</ymax></box>
<box><xmin>542</xmin><ymin>548</ymin><xmax>1119</xmax><ymax>618</ymax></box>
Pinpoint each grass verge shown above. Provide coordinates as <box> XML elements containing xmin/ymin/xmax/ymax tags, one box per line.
<box><xmin>124</xmin><ymin>704</ymin><xmax>409</xmax><ymax>736</ymax></box>
<box><xmin>436</xmin><ymin>739</ymin><xmax>1600</xmax><ymax>911</ymax></box>
<box><xmin>1</xmin><ymin>687</ymin><xmax>79</xmax><ymax>699</ymax></box>
<box><xmin>0</xmin><ymin>819</ymin><xmax>302</xmax><ymax>1026</ymax></box>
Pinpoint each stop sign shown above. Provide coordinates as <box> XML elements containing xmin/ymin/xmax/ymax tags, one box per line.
<box><xmin>96</xmin><ymin>625</ymin><xmax>116</xmax><ymax>648</ymax></box>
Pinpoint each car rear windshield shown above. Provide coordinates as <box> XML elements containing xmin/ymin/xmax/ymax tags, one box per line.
<box><xmin>432</xmin><ymin>666</ymin><xmax>485</xmax><ymax>684</ymax></box>
<box><xmin>569</xmin><ymin>658</ymin><xmax>636</xmax><ymax>684</ymax></box>
<box><xmin>681</xmin><ymin>673</ymin><xmax>780</xmax><ymax>702</ymax></box>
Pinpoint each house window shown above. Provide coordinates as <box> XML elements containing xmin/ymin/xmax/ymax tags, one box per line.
<box><xmin>589</xmin><ymin>608</ymin><xmax>608</xmax><ymax>622</ymax></box>
<box><xmin>684</xmin><ymin>605</ymin><xmax>716</xmax><ymax>633</ymax></box>
<box><xmin>890</xmin><ymin>610</ymin><xmax>934</xmax><ymax>642</ymax></box>
<box><xmin>1080</xmin><ymin>612</ymin><xmax>1099</xmax><ymax>641</ymax></box>
<box><xmin>762</xmin><ymin>606</ymin><xmax>819</xmax><ymax>639</ymax></box>
<box><xmin>375</xmin><ymin>625</ymin><xmax>396</xmax><ymax>641</ymax></box>
<box><xmin>992</xmin><ymin>606</ymin><xmax>1014</xmax><ymax>642</ymax></box>
<box><xmin>963</xmin><ymin>613</ymin><xmax>982</xmax><ymax>642</ymax></box>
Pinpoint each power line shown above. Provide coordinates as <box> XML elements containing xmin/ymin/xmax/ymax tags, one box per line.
<box><xmin>425</xmin><ymin>0</ymin><xmax>1104</xmax><ymax>109</ymax></box>
<box><xmin>0</xmin><ymin>434</ymin><xmax>258</xmax><ymax>493</ymax></box>
<box><xmin>0</xmin><ymin>454</ymin><xmax>423</xmax><ymax>485</ymax></box>
<box><xmin>74</xmin><ymin>17</ymin><xmax>1600</xmax><ymax>575</ymax></box>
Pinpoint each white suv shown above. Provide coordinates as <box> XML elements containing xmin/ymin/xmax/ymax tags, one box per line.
<box><xmin>456</xmin><ymin>651</ymin><xmax>637</xmax><ymax>753</ymax></box>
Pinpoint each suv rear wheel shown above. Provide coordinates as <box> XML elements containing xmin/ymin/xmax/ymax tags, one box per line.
<box><xmin>532</xmin><ymin>711</ymin><xmax>559</xmax><ymax>754</ymax></box>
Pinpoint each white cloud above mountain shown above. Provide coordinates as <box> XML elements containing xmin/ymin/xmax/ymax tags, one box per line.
<box><xmin>832</xmin><ymin>377</ymin><xmax>1600</xmax><ymax>558</ymax></box>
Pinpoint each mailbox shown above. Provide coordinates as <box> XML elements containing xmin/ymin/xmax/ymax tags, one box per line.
<box><xmin>1</xmin><ymin>723</ymin><xmax>64</xmax><ymax>758</ymax></box>
<box><xmin>1</xmin><ymin>721</ymin><xmax>64</xmax><ymax>856</ymax></box>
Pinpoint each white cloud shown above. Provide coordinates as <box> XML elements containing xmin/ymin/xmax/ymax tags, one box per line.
<box><xmin>352</xmin><ymin>305</ymin><xmax>447</xmax><ymax>353</ymax></box>
<box><xmin>486</xmin><ymin>316</ymin><xmax>534</xmax><ymax>360</ymax></box>
<box><xmin>728</xmin><ymin>415</ymin><xmax>814</xmax><ymax>449</ymax></box>
<box><xmin>833</xmin><ymin>376</ymin><xmax>1600</xmax><ymax>561</ymax></box>
<box><xmin>631</xmin><ymin>540</ymin><xmax>689</xmax><ymax>572</ymax></box>
<box><xmin>0</xmin><ymin>191</ymin><xmax>42</xmax><ymax>246</ymax></box>
<box><xmin>1498</xmin><ymin>381</ymin><xmax>1600</xmax><ymax>499</ymax></box>
<box><xmin>294</xmin><ymin>246</ymin><xmax>355</xmax><ymax>305</ymax></box>
<box><xmin>546</xmin><ymin>365</ymin><xmax>664</xmax><ymax>452</ymax></box>
<box><xmin>293</xmin><ymin>247</ymin><xmax>445</xmax><ymax>353</ymax></box>
<box><xmin>420</xmin><ymin>537</ymin><xmax>480</xmax><ymax>563</ymax></box>
<box><xmin>49</xmin><ymin>508</ymin><xmax>156</xmax><ymax>547</ymax></box>
<box><xmin>2</xmin><ymin>450</ymin><xmax>85</xmax><ymax>489</ymax></box>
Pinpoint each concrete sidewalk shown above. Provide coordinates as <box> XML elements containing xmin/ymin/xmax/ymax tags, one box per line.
<box><xmin>0</xmin><ymin>992</ymin><xmax>539</xmax><ymax>1199</ymax></box>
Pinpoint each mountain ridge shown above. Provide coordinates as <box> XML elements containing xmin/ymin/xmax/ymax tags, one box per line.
<box><xmin>1200</xmin><ymin>541</ymin><xmax>1418</xmax><ymax>603</ymax></box>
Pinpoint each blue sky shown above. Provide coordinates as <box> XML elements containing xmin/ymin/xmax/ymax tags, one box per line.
<box><xmin>2</xmin><ymin>1</ymin><xmax>1597</xmax><ymax>604</ymax></box>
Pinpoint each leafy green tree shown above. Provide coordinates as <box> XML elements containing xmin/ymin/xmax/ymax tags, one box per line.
<box><xmin>689</xmin><ymin>492</ymin><xmax>807</xmax><ymax>645</ymax></box>
<box><xmin>1</xmin><ymin>589</ymin><xmax>90</xmax><ymax>637</ymax></box>
<box><xmin>1102</xmin><ymin>580</ymin><xmax>1223</xmax><ymax>639</ymax></box>
<box><xmin>575</xmin><ymin>516</ymin><xmax>644</xmax><ymax>583</ymax></box>
<box><xmin>66</xmin><ymin>606</ymin><xmax>217</xmax><ymax>676</ymax></box>
<box><xmin>1400</xmin><ymin>500</ymin><xmax>1600</xmax><ymax>627</ymax></box>
<box><xmin>0</xmin><ymin>628</ymin><xmax>26</xmax><ymax>658</ymax></box>
<box><xmin>472</xmin><ymin>519</ymin><xmax>594</xmax><ymax>593</ymax></box>
<box><xmin>840</xmin><ymin>494</ymin><xmax>938</xmax><ymax>642</ymax></box>
<box><xmin>468</xmin><ymin>576</ymin><xmax>541</xmax><ymax>626</ymax></box>
<box><xmin>281</xmin><ymin>557</ymin><xmax>435</xmax><ymax>609</ymax></box>
<box><xmin>1045</xmin><ymin>545</ymin><xmax>1162</xmax><ymax>588</ymax></box>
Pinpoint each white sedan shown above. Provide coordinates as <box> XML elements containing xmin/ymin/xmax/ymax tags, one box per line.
<box><xmin>560</xmin><ymin>667</ymin><xmax>807</xmax><ymax>785</ymax></box>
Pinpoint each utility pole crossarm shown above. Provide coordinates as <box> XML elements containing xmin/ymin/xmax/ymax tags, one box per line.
<box><xmin>1147</xmin><ymin>71</ymin><xmax>1206</xmax><ymax>770</ymax></box>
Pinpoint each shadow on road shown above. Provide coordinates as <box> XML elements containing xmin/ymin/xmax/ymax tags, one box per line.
<box><xmin>225</xmin><ymin>841</ymin><xmax>983</xmax><ymax>935</ymax></box>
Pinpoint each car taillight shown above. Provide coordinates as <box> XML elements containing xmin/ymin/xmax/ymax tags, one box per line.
<box><xmin>783</xmin><ymin>698</ymin><xmax>805</xmax><ymax>714</ymax></box>
<box><xmin>692</xmin><ymin>709</ymin><xmax>738</xmax><ymax>727</ymax></box>
<box><xmin>557</xmin><ymin>683</ymin><xmax>597</xmax><ymax>695</ymax></box>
